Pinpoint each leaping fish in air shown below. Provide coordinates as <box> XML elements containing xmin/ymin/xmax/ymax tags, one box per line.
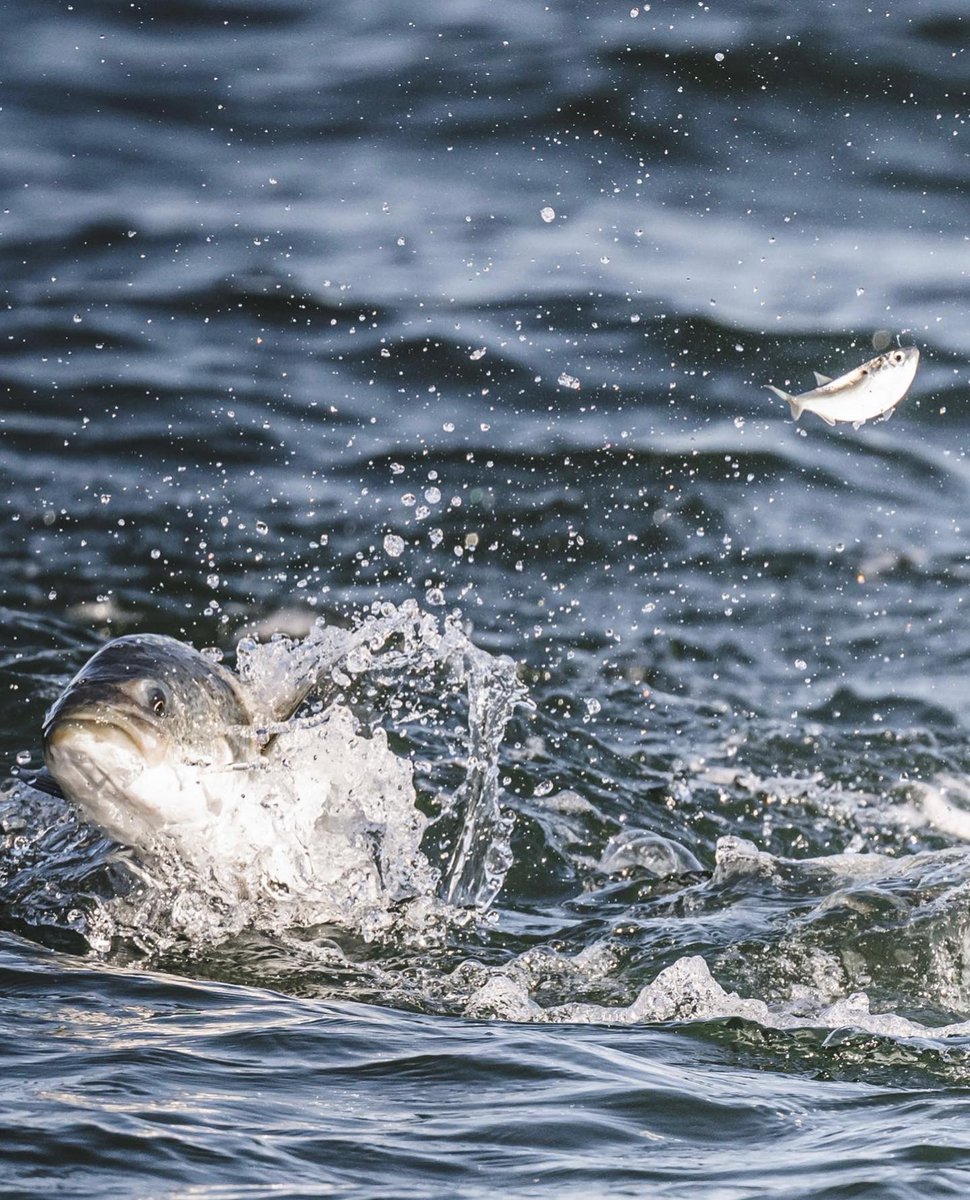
<box><xmin>766</xmin><ymin>345</ymin><xmax>919</xmax><ymax>428</ymax></box>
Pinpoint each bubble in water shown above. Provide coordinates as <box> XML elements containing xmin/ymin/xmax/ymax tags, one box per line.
<box><xmin>714</xmin><ymin>52</ymin><xmax>725</xmax><ymax>62</ymax></box>
<box><xmin>585</xmin><ymin>698</ymin><xmax>602</xmax><ymax>716</ymax></box>
<box><xmin>15</xmin><ymin>750</ymin><xmax>31</xmax><ymax>766</ymax></box>
<box><xmin>558</xmin><ymin>372</ymin><xmax>581</xmax><ymax>390</ymax></box>
<box><xmin>540</xmin><ymin>206</ymin><xmax>556</xmax><ymax>223</ymax></box>
<box><xmin>470</xmin><ymin>347</ymin><xmax>486</xmax><ymax>361</ymax></box>
<box><xmin>383</xmin><ymin>534</ymin><xmax>405</xmax><ymax>558</ymax></box>
<box><xmin>425</xmin><ymin>487</ymin><xmax>442</xmax><ymax>504</ymax></box>
<box><xmin>206</xmin><ymin>574</ymin><xmax>220</xmax><ymax>589</ymax></box>
<box><xmin>255</xmin><ymin>520</ymin><xmax>269</xmax><ymax>535</ymax></box>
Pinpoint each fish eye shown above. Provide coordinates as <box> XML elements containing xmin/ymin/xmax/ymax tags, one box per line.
<box><xmin>891</xmin><ymin>350</ymin><xmax>904</xmax><ymax>363</ymax></box>
<box><xmin>147</xmin><ymin>686</ymin><xmax>167</xmax><ymax>717</ymax></box>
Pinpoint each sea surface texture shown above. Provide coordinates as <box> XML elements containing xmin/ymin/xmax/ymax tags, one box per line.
<box><xmin>2</xmin><ymin>0</ymin><xmax>970</xmax><ymax>1196</ymax></box>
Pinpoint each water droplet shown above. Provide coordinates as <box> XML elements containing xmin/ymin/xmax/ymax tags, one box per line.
<box><xmin>540</xmin><ymin>206</ymin><xmax>556</xmax><ymax>224</ymax></box>
<box><xmin>383</xmin><ymin>534</ymin><xmax>405</xmax><ymax>558</ymax></box>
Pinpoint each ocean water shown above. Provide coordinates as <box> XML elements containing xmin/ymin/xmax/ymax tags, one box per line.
<box><xmin>2</xmin><ymin>0</ymin><xmax>970</xmax><ymax>1195</ymax></box>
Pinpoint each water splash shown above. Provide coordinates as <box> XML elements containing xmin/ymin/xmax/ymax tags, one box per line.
<box><xmin>464</xmin><ymin>952</ymin><xmax>970</xmax><ymax>1040</ymax></box>
<box><xmin>3</xmin><ymin>601</ymin><xmax>526</xmax><ymax>956</ymax></box>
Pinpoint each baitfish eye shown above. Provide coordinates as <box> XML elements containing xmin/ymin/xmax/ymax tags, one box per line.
<box><xmin>891</xmin><ymin>350</ymin><xmax>905</xmax><ymax>364</ymax></box>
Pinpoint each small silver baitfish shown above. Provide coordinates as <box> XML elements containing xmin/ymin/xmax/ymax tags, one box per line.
<box><xmin>766</xmin><ymin>345</ymin><xmax>919</xmax><ymax>428</ymax></box>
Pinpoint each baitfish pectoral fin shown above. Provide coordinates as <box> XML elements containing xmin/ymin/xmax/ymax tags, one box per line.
<box><xmin>813</xmin><ymin>372</ymin><xmax>833</xmax><ymax>386</ymax></box>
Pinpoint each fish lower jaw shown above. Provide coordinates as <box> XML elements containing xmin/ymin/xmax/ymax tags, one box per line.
<box><xmin>45</xmin><ymin>717</ymin><xmax>163</xmax><ymax>766</ymax></box>
<box><xmin>44</xmin><ymin>733</ymin><xmax>220</xmax><ymax>849</ymax></box>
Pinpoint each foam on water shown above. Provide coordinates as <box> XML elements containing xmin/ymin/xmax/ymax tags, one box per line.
<box><xmin>7</xmin><ymin>601</ymin><xmax>526</xmax><ymax>956</ymax></box>
<box><xmin>465</xmin><ymin>952</ymin><xmax>970</xmax><ymax>1040</ymax></box>
<box><xmin>11</xmin><ymin>605</ymin><xmax>970</xmax><ymax>1051</ymax></box>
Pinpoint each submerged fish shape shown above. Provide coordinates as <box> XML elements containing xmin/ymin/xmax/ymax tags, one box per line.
<box><xmin>41</xmin><ymin>633</ymin><xmax>327</xmax><ymax>853</ymax></box>
<box><xmin>765</xmin><ymin>345</ymin><xmax>919</xmax><ymax>428</ymax></box>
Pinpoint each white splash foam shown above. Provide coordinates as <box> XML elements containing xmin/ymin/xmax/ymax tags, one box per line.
<box><xmin>917</xmin><ymin>775</ymin><xmax>970</xmax><ymax>842</ymax></box>
<box><xmin>84</xmin><ymin>602</ymin><xmax>525</xmax><ymax>952</ymax></box>
<box><xmin>465</xmin><ymin>953</ymin><xmax>970</xmax><ymax>1040</ymax></box>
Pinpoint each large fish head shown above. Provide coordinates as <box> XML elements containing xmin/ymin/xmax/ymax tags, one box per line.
<box><xmin>42</xmin><ymin>634</ymin><xmax>259</xmax><ymax>848</ymax></box>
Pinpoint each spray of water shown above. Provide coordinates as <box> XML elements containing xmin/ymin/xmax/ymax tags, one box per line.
<box><xmin>6</xmin><ymin>601</ymin><xmax>527</xmax><ymax>956</ymax></box>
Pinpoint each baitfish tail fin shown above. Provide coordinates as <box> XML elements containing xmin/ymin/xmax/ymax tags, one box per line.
<box><xmin>765</xmin><ymin>384</ymin><xmax>803</xmax><ymax>421</ymax></box>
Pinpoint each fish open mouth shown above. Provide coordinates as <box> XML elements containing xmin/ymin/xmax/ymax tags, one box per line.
<box><xmin>43</xmin><ymin>711</ymin><xmax>159</xmax><ymax>764</ymax></box>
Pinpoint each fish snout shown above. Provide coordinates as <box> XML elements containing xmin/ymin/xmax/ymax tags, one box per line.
<box><xmin>43</xmin><ymin>702</ymin><xmax>167</xmax><ymax>771</ymax></box>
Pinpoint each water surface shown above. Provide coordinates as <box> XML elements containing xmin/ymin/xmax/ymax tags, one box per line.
<box><xmin>2</xmin><ymin>0</ymin><xmax>970</xmax><ymax>1195</ymax></box>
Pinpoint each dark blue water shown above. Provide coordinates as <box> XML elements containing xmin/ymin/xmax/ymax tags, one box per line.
<box><xmin>3</xmin><ymin>0</ymin><xmax>970</xmax><ymax>1194</ymax></box>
